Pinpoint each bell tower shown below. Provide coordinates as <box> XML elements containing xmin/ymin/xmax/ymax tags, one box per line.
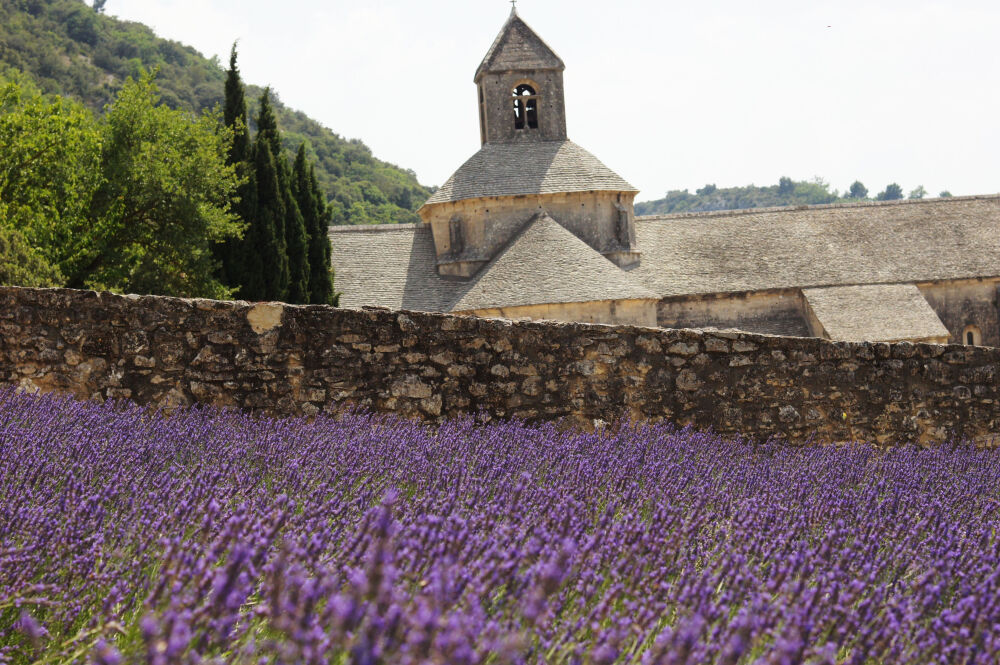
<box><xmin>474</xmin><ymin>9</ymin><xmax>567</xmax><ymax>145</ymax></box>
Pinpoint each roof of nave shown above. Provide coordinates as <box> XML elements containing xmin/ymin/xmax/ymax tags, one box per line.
<box><xmin>803</xmin><ymin>284</ymin><xmax>951</xmax><ymax>343</ymax></box>
<box><xmin>326</xmin><ymin>224</ymin><xmax>465</xmax><ymax>313</ymax></box>
<box><xmin>475</xmin><ymin>10</ymin><xmax>564</xmax><ymax>82</ymax></box>
<box><xmin>633</xmin><ymin>195</ymin><xmax>1000</xmax><ymax>298</ymax></box>
<box><xmin>422</xmin><ymin>140</ymin><xmax>637</xmax><ymax>207</ymax></box>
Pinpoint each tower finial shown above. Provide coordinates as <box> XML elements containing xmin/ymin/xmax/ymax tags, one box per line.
<box><xmin>509</xmin><ymin>0</ymin><xmax>517</xmax><ymax>14</ymax></box>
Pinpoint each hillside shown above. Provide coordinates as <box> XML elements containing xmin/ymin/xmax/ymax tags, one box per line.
<box><xmin>0</xmin><ymin>0</ymin><xmax>433</xmax><ymax>225</ymax></box>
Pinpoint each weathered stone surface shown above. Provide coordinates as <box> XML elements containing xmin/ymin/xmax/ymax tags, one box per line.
<box><xmin>676</xmin><ymin>370</ymin><xmax>704</xmax><ymax>392</ymax></box>
<box><xmin>0</xmin><ymin>287</ymin><xmax>998</xmax><ymax>445</ymax></box>
<box><xmin>247</xmin><ymin>303</ymin><xmax>283</xmax><ymax>334</ymax></box>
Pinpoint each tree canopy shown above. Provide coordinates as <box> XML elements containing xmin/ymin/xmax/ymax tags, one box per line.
<box><xmin>877</xmin><ymin>183</ymin><xmax>904</xmax><ymax>201</ymax></box>
<box><xmin>0</xmin><ymin>73</ymin><xmax>242</xmax><ymax>298</ymax></box>
<box><xmin>0</xmin><ymin>72</ymin><xmax>100</xmax><ymax>270</ymax></box>
<box><xmin>0</xmin><ymin>225</ymin><xmax>62</xmax><ymax>288</ymax></box>
<box><xmin>71</xmin><ymin>74</ymin><xmax>241</xmax><ymax>297</ymax></box>
<box><xmin>638</xmin><ymin>178</ymin><xmax>841</xmax><ymax>215</ymax></box>
<box><xmin>637</xmin><ymin>177</ymin><xmax>947</xmax><ymax>215</ymax></box>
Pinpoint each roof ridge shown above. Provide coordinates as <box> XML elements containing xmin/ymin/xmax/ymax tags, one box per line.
<box><xmin>328</xmin><ymin>223</ymin><xmax>426</xmax><ymax>233</ymax></box>
<box><xmin>636</xmin><ymin>193</ymin><xmax>1000</xmax><ymax>223</ymax></box>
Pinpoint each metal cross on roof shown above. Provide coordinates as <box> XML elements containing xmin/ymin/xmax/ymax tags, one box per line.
<box><xmin>510</xmin><ymin>0</ymin><xmax>517</xmax><ymax>12</ymax></box>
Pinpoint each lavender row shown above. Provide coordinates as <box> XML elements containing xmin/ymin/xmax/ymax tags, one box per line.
<box><xmin>1</xmin><ymin>389</ymin><xmax>999</xmax><ymax>664</ymax></box>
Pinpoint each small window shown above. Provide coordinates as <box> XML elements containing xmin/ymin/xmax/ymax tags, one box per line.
<box><xmin>449</xmin><ymin>217</ymin><xmax>464</xmax><ymax>255</ymax></box>
<box><xmin>614</xmin><ymin>202</ymin><xmax>630</xmax><ymax>247</ymax></box>
<box><xmin>963</xmin><ymin>325</ymin><xmax>982</xmax><ymax>346</ymax></box>
<box><xmin>512</xmin><ymin>84</ymin><xmax>538</xmax><ymax>130</ymax></box>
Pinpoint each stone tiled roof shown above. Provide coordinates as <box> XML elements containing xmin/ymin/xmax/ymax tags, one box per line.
<box><xmin>331</xmin><ymin>195</ymin><xmax>1000</xmax><ymax>318</ymax></box>
<box><xmin>633</xmin><ymin>195</ymin><xmax>1000</xmax><ymax>297</ymax></box>
<box><xmin>422</xmin><ymin>140</ymin><xmax>638</xmax><ymax>206</ymax></box>
<box><xmin>450</xmin><ymin>214</ymin><xmax>657</xmax><ymax>312</ymax></box>
<box><xmin>329</xmin><ymin>216</ymin><xmax>655</xmax><ymax>314</ymax></box>
<box><xmin>475</xmin><ymin>11</ymin><xmax>564</xmax><ymax>82</ymax></box>
<box><xmin>803</xmin><ymin>284</ymin><xmax>950</xmax><ymax>343</ymax></box>
<box><xmin>328</xmin><ymin>225</ymin><xmax>465</xmax><ymax>312</ymax></box>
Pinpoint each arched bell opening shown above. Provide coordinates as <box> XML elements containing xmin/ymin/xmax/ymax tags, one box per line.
<box><xmin>512</xmin><ymin>83</ymin><xmax>539</xmax><ymax>130</ymax></box>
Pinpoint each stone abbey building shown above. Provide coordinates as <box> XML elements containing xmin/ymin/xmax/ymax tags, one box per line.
<box><xmin>330</xmin><ymin>9</ymin><xmax>1000</xmax><ymax>347</ymax></box>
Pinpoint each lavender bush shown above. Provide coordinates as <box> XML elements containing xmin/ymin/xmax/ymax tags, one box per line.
<box><xmin>1</xmin><ymin>389</ymin><xmax>999</xmax><ymax>664</ymax></box>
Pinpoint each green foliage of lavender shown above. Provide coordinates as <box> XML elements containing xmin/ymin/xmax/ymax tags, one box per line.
<box><xmin>2</xmin><ymin>390</ymin><xmax>1000</xmax><ymax>664</ymax></box>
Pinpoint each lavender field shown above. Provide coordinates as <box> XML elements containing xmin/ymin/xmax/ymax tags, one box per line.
<box><xmin>2</xmin><ymin>390</ymin><xmax>999</xmax><ymax>664</ymax></box>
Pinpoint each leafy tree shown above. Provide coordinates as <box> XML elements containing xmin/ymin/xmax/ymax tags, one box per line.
<box><xmin>696</xmin><ymin>184</ymin><xmax>717</xmax><ymax>196</ymax></box>
<box><xmin>778</xmin><ymin>176</ymin><xmax>794</xmax><ymax>195</ymax></box>
<box><xmin>876</xmin><ymin>183</ymin><xmax>904</xmax><ymax>201</ymax></box>
<box><xmin>848</xmin><ymin>181</ymin><xmax>868</xmax><ymax>199</ymax></box>
<box><xmin>939</xmin><ymin>191</ymin><xmax>953</xmax><ymax>198</ymax></box>
<box><xmin>69</xmin><ymin>74</ymin><xmax>242</xmax><ymax>298</ymax></box>
<box><xmin>93</xmin><ymin>0</ymin><xmax>107</xmax><ymax>14</ymax></box>
<box><xmin>908</xmin><ymin>186</ymin><xmax>927</xmax><ymax>200</ymax></box>
<box><xmin>0</xmin><ymin>75</ymin><xmax>100</xmax><ymax>275</ymax></box>
<box><xmin>293</xmin><ymin>144</ymin><xmax>336</xmax><ymax>305</ymax></box>
<box><xmin>0</xmin><ymin>225</ymin><xmax>62</xmax><ymax>287</ymax></box>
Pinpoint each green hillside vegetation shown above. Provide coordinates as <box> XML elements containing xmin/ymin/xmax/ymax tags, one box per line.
<box><xmin>636</xmin><ymin>177</ymin><xmax>941</xmax><ymax>216</ymax></box>
<box><xmin>0</xmin><ymin>0</ymin><xmax>433</xmax><ymax>225</ymax></box>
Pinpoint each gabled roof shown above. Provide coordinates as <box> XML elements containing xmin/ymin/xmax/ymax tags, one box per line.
<box><xmin>475</xmin><ymin>10</ymin><xmax>565</xmax><ymax>82</ymax></box>
<box><xmin>328</xmin><ymin>215</ymin><xmax>656</xmax><ymax>314</ymax></box>
<box><xmin>803</xmin><ymin>284</ymin><xmax>950</xmax><ymax>343</ymax></box>
<box><xmin>422</xmin><ymin>140</ymin><xmax>637</xmax><ymax>207</ymax></box>
<box><xmin>633</xmin><ymin>195</ymin><xmax>1000</xmax><ymax>298</ymax></box>
<box><xmin>450</xmin><ymin>214</ymin><xmax>657</xmax><ymax>312</ymax></box>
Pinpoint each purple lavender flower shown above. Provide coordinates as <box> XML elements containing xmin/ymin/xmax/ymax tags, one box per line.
<box><xmin>2</xmin><ymin>388</ymin><xmax>1000</xmax><ymax>663</ymax></box>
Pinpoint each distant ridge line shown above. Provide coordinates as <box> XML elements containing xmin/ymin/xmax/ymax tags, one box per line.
<box><xmin>637</xmin><ymin>193</ymin><xmax>1000</xmax><ymax>222</ymax></box>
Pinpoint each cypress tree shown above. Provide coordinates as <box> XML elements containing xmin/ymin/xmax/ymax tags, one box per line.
<box><xmin>292</xmin><ymin>144</ymin><xmax>335</xmax><ymax>305</ymax></box>
<box><xmin>257</xmin><ymin>90</ymin><xmax>309</xmax><ymax>303</ymax></box>
<box><xmin>282</xmin><ymin>174</ymin><xmax>310</xmax><ymax>304</ymax></box>
<box><xmin>224</xmin><ymin>45</ymin><xmax>251</xmax><ymax>167</ymax></box>
<box><xmin>310</xmin><ymin>164</ymin><xmax>336</xmax><ymax>305</ymax></box>
<box><xmin>252</xmin><ymin>92</ymin><xmax>289</xmax><ymax>300</ymax></box>
<box><xmin>215</xmin><ymin>45</ymin><xmax>256</xmax><ymax>292</ymax></box>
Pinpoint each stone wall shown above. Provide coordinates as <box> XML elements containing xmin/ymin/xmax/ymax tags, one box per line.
<box><xmin>2</xmin><ymin>287</ymin><xmax>998</xmax><ymax>444</ymax></box>
<box><xmin>919</xmin><ymin>278</ymin><xmax>1000</xmax><ymax>347</ymax></box>
<box><xmin>658</xmin><ymin>290</ymin><xmax>812</xmax><ymax>338</ymax></box>
<box><xmin>467</xmin><ymin>298</ymin><xmax>657</xmax><ymax>328</ymax></box>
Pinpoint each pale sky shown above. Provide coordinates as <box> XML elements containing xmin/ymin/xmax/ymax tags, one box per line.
<box><xmin>103</xmin><ymin>0</ymin><xmax>1000</xmax><ymax>201</ymax></box>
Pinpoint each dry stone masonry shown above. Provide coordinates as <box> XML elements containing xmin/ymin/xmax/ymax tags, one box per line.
<box><xmin>1</xmin><ymin>287</ymin><xmax>998</xmax><ymax>444</ymax></box>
